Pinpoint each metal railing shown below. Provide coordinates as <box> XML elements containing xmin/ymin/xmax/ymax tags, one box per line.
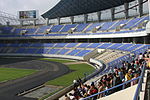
<box><xmin>133</xmin><ymin>62</ymin><xmax>146</xmax><ymax>100</ymax></box>
<box><xmin>82</xmin><ymin>62</ymin><xmax>146</xmax><ymax>100</ymax></box>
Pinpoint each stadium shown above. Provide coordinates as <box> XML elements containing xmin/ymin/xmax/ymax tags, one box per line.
<box><xmin>0</xmin><ymin>0</ymin><xmax>150</xmax><ymax>100</ymax></box>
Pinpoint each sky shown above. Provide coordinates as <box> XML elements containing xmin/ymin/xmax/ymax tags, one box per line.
<box><xmin>0</xmin><ymin>0</ymin><xmax>60</xmax><ymax>16</ymax></box>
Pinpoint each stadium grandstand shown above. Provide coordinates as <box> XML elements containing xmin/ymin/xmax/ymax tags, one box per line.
<box><xmin>0</xmin><ymin>0</ymin><xmax>150</xmax><ymax>100</ymax></box>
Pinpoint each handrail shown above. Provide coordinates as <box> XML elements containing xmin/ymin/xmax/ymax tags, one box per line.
<box><xmin>133</xmin><ymin>62</ymin><xmax>146</xmax><ymax>100</ymax></box>
<box><xmin>82</xmin><ymin>76</ymin><xmax>141</xmax><ymax>100</ymax></box>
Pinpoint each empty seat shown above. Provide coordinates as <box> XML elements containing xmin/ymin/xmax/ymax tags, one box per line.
<box><xmin>57</xmin><ymin>49</ymin><xmax>70</xmax><ymax>55</ymax></box>
<box><xmin>66</xmin><ymin>49</ymin><xmax>81</xmax><ymax>56</ymax></box>
<box><xmin>75</xmin><ymin>50</ymin><xmax>92</xmax><ymax>57</ymax></box>
<box><xmin>48</xmin><ymin>49</ymin><xmax>60</xmax><ymax>54</ymax></box>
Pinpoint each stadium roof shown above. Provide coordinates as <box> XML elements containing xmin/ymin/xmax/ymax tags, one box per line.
<box><xmin>42</xmin><ymin>0</ymin><xmax>135</xmax><ymax>19</ymax></box>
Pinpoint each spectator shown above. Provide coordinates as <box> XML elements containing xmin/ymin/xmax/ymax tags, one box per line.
<box><xmin>138</xmin><ymin>53</ymin><xmax>144</xmax><ymax>64</ymax></box>
<box><xmin>112</xmin><ymin>73</ymin><xmax>122</xmax><ymax>92</ymax></box>
<box><xmin>118</xmin><ymin>68</ymin><xmax>124</xmax><ymax>82</ymax></box>
<box><xmin>65</xmin><ymin>94</ymin><xmax>71</xmax><ymax>100</ymax></box>
<box><xmin>131</xmin><ymin>73</ymin><xmax>139</xmax><ymax>86</ymax></box>
<box><xmin>69</xmin><ymin>93</ymin><xmax>75</xmax><ymax>100</ymax></box>
<box><xmin>125</xmin><ymin>69</ymin><xmax>133</xmax><ymax>81</ymax></box>
<box><xmin>68</xmin><ymin>53</ymin><xmax>146</xmax><ymax>100</ymax></box>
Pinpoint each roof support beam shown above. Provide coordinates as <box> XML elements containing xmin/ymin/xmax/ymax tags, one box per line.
<box><xmin>97</xmin><ymin>11</ymin><xmax>101</xmax><ymax>22</ymax></box>
<box><xmin>138</xmin><ymin>0</ymin><xmax>143</xmax><ymax>17</ymax></box>
<box><xmin>124</xmin><ymin>2</ymin><xmax>129</xmax><ymax>19</ymax></box>
<box><xmin>84</xmin><ymin>14</ymin><xmax>88</xmax><ymax>24</ymax></box>
<box><xmin>111</xmin><ymin>7</ymin><xmax>115</xmax><ymax>21</ymax></box>
<box><xmin>70</xmin><ymin>16</ymin><xmax>74</xmax><ymax>24</ymax></box>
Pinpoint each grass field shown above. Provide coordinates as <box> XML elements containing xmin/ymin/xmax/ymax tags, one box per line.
<box><xmin>45</xmin><ymin>63</ymin><xmax>95</xmax><ymax>86</ymax></box>
<box><xmin>39</xmin><ymin>58</ymin><xmax>74</xmax><ymax>63</ymax></box>
<box><xmin>0</xmin><ymin>68</ymin><xmax>37</xmax><ymax>82</ymax></box>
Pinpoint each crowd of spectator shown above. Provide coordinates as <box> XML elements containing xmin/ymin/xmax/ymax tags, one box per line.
<box><xmin>64</xmin><ymin>52</ymin><xmax>149</xmax><ymax>100</ymax></box>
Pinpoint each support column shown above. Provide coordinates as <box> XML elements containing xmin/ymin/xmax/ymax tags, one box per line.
<box><xmin>146</xmin><ymin>0</ymin><xmax>150</xmax><ymax>34</ymax></box>
<box><xmin>138</xmin><ymin>0</ymin><xmax>143</xmax><ymax>17</ymax></box>
<box><xmin>97</xmin><ymin>11</ymin><xmax>101</xmax><ymax>22</ymax></box>
<box><xmin>144</xmin><ymin>37</ymin><xmax>146</xmax><ymax>44</ymax></box>
<box><xmin>6</xmin><ymin>21</ymin><xmax>10</xmax><ymax>26</ymax></box>
<box><xmin>57</xmin><ymin>17</ymin><xmax>61</xmax><ymax>25</ymax></box>
<box><xmin>70</xmin><ymin>16</ymin><xmax>74</xmax><ymax>24</ymax></box>
<box><xmin>111</xmin><ymin>7</ymin><xmax>115</xmax><ymax>21</ymax></box>
<box><xmin>46</xmin><ymin>18</ymin><xmax>49</xmax><ymax>25</ymax></box>
<box><xmin>124</xmin><ymin>3</ymin><xmax>129</xmax><ymax>19</ymax></box>
<box><xmin>84</xmin><ymin>14</ymin><xmax>88</xmax><ymax>24</ymax></box>
<box><xmin>20</xmin><ymin>20</ymin><xmax>23</xmax><ymax>26</ymax></box>
<box><xmin>33</xmin><ymin>20</ymin><xmax>36</xmax><ymax>26</ymax></box>
<box><xmin>149</xmin><ymin>0</ymin><xmax>150</xmax><ymax>20</ymax></box>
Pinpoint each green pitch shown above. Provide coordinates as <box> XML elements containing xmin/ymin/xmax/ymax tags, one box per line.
<box><xmin>39</xmin><ymin>58</ymin><xmax>74</xmax><ymax>63</ymax></box>
<box><xmin>46</xmin><ymin>63</ymin><xmax>95</xmax><ymax>86</ymax></box>
<box><xmin>0</xmin><ymin>68</ymin><xmax>37</xmax><ymax>82</ymax></box>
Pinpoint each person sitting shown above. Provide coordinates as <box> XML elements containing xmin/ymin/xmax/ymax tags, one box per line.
<box><xmin>131</xmin><ymin>73</ymin><xmax>139</xmax><ymax>86</ymax></box>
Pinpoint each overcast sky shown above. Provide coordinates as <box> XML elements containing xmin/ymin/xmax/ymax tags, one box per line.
<box><xmin>0</xmin><ymin>0</ymin><xmax>60</xmax><ymax>16</ymax></box>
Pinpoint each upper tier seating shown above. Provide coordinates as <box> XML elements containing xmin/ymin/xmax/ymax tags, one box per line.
<box><xmin>60</xmin><ymin>24</ymin><xmax>77</xmax><ymax>32</ymax></box>
<box><xmin>50</xmin><ymin>25</ymin><xmax>63</xmax><ymax>32</ymax></box>
<box><xmin>36</xmin><ymin>26</ymin><xmax>50</xmax><ymax>33</ymax></box>
<box><xmin>0</xmin><ymin>15</ymin><xmax>149</xmax><ymax>37</ymax></box>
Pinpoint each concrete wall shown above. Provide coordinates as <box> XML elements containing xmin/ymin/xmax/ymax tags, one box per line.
<box><xmin>98</xmin><ymin>85</ymin><xmax>138</xmax><ymax>100</ymax></box>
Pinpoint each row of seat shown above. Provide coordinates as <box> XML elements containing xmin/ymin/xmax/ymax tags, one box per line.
<box><xmin>0</xmin><ymin>43</ymin><xmax>147</xmax><ymax>52</ymax></box>
<box><xmin>0</xmin><ymin>43</ymin><xmax>148</xmax><ymax>57</ymax></box>
<box><xmin>0</xmin><ymin>15</ymin><xmax>149</xmax><ymax>36</ymax></box>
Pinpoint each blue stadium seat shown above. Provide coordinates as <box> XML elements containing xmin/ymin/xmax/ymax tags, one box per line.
<box><xmin>20</xmin><ymin>43</ymin><xmax>31</xmax><ymax>47</ymax></box>
<box><xmin>8</xmin><ymin>44</ymin><xmax>20</xmax><ymax>47</ymax></box>
<box><xmin>0</xmin><ymin>27</ymin><xmax>14</xmax><ymax>34</ymax></box>
<box><xmin>107</xmin><ymin>43</ymin><xmax>123</xmax><ymax>49</ymax></box>
<box><xmin>24</xmin><ymin>48</ymin><xmax>37</xmax><ymax>54</ymax></box>
<box><xmin>130</xmin><ymin>16</ymin><xmax>149</xmax><ymax>28</ymax></box>
<box><xmin>26</xmin><ymin>28</ymin><xmax>37</xmax><ymax>34</ymax></box>
<box><xmin>85</xmin><ymin>23</ymin><xmax>102</xmax><ymax>32</ymax></box>
<box><xmin>54</xmin><ymin>43</ymin><xmax>67</xmax><ymax>47</ymax></box>
<box><xmin>86</xmin><ymin>43</ymin><xmax>102</xmax><ymax>48</ymax></box>
<box><xmin>60</xmin><ymin>24</ymin><xmax>77</xmax><ymax>32</ymax></box>
<box><xmin>77</xmin><ymin>43</ymin><xmax>91</xmax><ymax>48</ymax></box>
<box><xmin>75</xmin><ymin>24</ymin><xmax>89</xmax><ymax>32</ymax></box>
<box><xmin>36</xmin><ymin>26</ymin><xmax>50</xmax><ymax>33</ymax></box>
<box><xmin>57</xmin><ymin>49</ymin><xmax>70</xmax><ymax>55</ymax></box>
<box><xmin>109</xmin><ymin>20</ymin><xmax>128</xmax><ymax>30</ymax></box>
<box><xmin>117</xmin><ymin>44</ymin><xmax>134</xmax><ymax>50</ymax></box>
<box><xmin>98</xmin><ymin>21</ymin><xmax>115</xmax><ymax>31</ymax></box>
<box><xmin>66</xmin><ymin>43</ymin><xmax>78</xmax><ymax>48</ymax></box>
<box><xmin>13</xmin><ymin>28</ymin><xmax>25</xmax><ymax>34</ymax></box>
<box><xmin>122</xmin><ymin>17</ymin><xmax>141</xmax><ymax>29</ymax></box>
<box><xmin>43</xmin><ymin>43</ymin><xmax>55</xmax><ymax>47</ymax></box>
<box><xmin>75</xmin><ymin>50</ymin><xmax>91</xmax><ymax>57</ymax></box>
<box><xmin>98</xmin><ymin>43</ymin><xmax>113</xmax><ymax>49</ymax></box>
<box><xmin>50</xmin><ymin>25</ymin><xmax>64</xmax><ymax>32</ymax></box>
<box><xmin>15</xmin><ymin>48</ymin><xmax>26</xmax><ymax>53</ymax></box>
<box><xmin>48</xmin><ymin>49</ymin><xmax>60</xmax><ymax>54</ymax></box>
<box><xmin>125</xmin><ymin>44</ymin><xmax>143</xmax><ymax>51</ymax></box>
<box><xmin>35</xmin><ymin>49</ymin><xmax>49</xmax><ymax>54</ymax></box>
<box><xmin>66</xmin><ymin>49</ymin><xmax>81</xmax><ymax>56</ymax></box>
